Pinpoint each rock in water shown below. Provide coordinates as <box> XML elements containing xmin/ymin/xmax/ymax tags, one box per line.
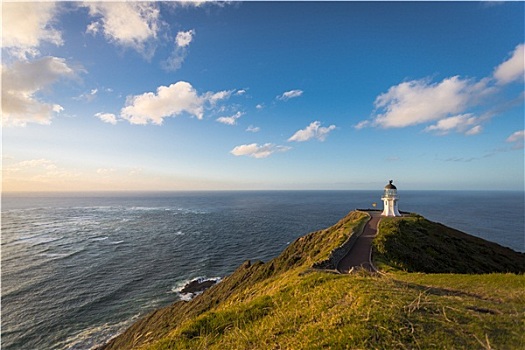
<box><xmin>180</xmin><ymin>279</ymin><xmax>219</xmax><ymax>294</ymax></box>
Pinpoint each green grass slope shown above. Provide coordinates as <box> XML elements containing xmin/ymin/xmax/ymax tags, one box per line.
<box><xmin>373</xmin><ymin>214</ymin><xmax>525</xmax><ymax>273</ymax></box>
<box><xmin>100</xmin><ymin>211</ymin><xmax>525</xmax><ymax>350</ymax></box>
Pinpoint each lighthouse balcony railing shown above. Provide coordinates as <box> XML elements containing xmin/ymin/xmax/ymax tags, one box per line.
<box><xmin>382</xmin><ymin>189</ymin><xmax>398</xmax><ymax>198</ymax></box>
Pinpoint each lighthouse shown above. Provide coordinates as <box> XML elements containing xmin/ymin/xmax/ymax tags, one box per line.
<box><xmin>381</xmin><ymin>180</ymin><xmax>401</xmax><ymax>217</ymax></box>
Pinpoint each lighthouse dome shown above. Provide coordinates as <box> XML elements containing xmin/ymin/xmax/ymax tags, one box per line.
<box><xmin>384</xmin><ymin>180</ymin><xmax>397</xmax><ymax>190</ymax></box>
<box><xmin>381</xmin><ymin>180</ymin><xmax>401</xmax><ymax>216</ymax></box>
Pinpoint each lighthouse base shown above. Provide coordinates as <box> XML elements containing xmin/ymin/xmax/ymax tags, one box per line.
<box><xmin>381</xmin><ymin>198</ymin><xmax>401</xmax><ymax>217</ymax></box>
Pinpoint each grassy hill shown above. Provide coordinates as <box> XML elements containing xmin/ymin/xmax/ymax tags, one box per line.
<box><xmin>373</xmin><ymin>213</ymin><xmax>525</xmax><ymax>274</ymax></box>
<box><xmin>100</xmin><ymin>211</ymin><xmax>524</xmax><ymax>350</ymax></box>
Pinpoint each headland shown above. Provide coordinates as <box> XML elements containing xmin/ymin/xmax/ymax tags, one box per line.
<box><xmin>99</xmin><ymin>210</ymin><xmax>524</xmax><ymax>349</ymax></box>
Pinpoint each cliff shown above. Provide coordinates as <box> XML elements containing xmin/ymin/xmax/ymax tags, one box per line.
<box><xmin>100</xmin><ymin>211</ymin><xmax>524</xmax><ymax>349</ymax></box>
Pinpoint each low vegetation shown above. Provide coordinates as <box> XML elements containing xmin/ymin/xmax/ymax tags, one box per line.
<box><xmin>101</xmin><ymin>211</ymin><xmax>524</xmax><ymax>350</ymax></box>
<box><xmin>373</xmin><ymin>214</ymin><xmax>525</xmax><ymax>273</ymax></box>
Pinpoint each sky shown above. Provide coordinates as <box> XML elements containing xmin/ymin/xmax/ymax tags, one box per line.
<box><xmin>2</xmin><ymin>1</ymin><xmax>524</xmax><ymax>192</ymax></box>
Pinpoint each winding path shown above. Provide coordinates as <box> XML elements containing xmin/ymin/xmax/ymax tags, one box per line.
<box><xmin>337</xmin><ymin>211</ymin><xmax>381</xmax><ymax>273</ymax></box>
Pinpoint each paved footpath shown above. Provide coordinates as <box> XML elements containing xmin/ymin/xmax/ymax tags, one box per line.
<box><xmin>337</xmin><ymin>211</ymin><xmax>381</xmax><ymax>273</ymax></box>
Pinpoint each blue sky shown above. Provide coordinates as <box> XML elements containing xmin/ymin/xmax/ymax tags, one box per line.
<box><xmin>2</xmin><ymin>1</ymin><xmax>524</xmax><ymax>191</ymax></box>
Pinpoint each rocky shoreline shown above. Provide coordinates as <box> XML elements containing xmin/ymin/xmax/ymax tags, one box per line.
<box><xmin>180</xmin><ymin>278</ymin><xmax>220</xmax><ymax>294</ymax></box>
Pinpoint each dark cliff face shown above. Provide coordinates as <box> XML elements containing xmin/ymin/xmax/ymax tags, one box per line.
<box><xmin>373</xmin><ymin>214</ymin><xmax>525</xmax><ymax>274</ymax></box>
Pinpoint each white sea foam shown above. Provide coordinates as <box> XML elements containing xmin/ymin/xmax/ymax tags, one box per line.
<box><xmin>129</xmin><ymin>206</ymin><xmax>163</xmax><ymax>211</ymax></box>
<box><xmin>72</xmin><ymin>206</ymin><xmax>123</xmax><ymax>213</ymax></box>
<box><xmin>171</xmin><ymin>276</ymin><xmax>222</xmax><ymax>301</ymax></box>
<box><xmin>57</xmin><ymin>313</ymin><xmax>141</xmax><ymax>350</ymax></box>
<box><xmin>108</xmin><ymin>240</ymin><xmax>124</xmax><ymax>245</ymax></box>
<box><xmin>14</xmin><ymin>235</ymin><xmax>63</xmax><ymax>247</ymax></box>
<box><xmin>41</xmin><ymin>249</ymin><xmax>84</xmax><ymax>261</ymax></box>
<box><xmin>91</xmin><ymin>236</ymin><xmax>109</xmax><ymax>241</ymax></box>
<box><xmin>175</xmin><ymin>208</ymin><xmax>209</xmax><ymax>215</ymax></box>
<box><xmin>179</xmin><ymin>292</ymin><xmax>196</xmax><ymax>301</ymax></box>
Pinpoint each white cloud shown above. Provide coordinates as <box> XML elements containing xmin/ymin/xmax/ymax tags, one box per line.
<box><xmin>163</xmin><ymin>29</ymin><xmax>195</xmax><ymax>71</ymax></box>
<box><xmin>288</xmin><ymin>121</ymin><xmax>337</xmax><ymax>142</ymax></box>
<box><xmin>506</xmin><ymin>130</ymin><xmax>525</xmax><ymax>149</ymax></box>
<box><xmin>256</xmin><ymin>104</ymin><xmax>264</xmax><ymax>110</ymax></box>
<box><xmin>121</xmin><ymin>82</ymin><xmax>202</xmax><ymax>124</ymax></box>
<box><xmin>4</xmin><ymin>158</ymin><xmax>79</xmax><ymax>181</ymax></box>
<box><xmin>2</xmin><ymin>2</ymin><xmax>63</xmax><ymax>59</ymax></box>
<box><xmin>167</xmin><ymin>0</ymin><xmax>209</xmax><ymax>8</ymax></box>
<box><xmin>216</xmin><ymin>111</ymin><xmax>243</xmax><ymax>125</ymax></box>
<box><xmin>2</xmin><ymin>57</ymin><xmax>78</xmax><ymax>127</ymax></box>
<box><xmin>277</xmin><ymin>89</ymin><xmax>303</xmax><ymax>101</ymax></box>
<box><xmin>494</xmin><ymin>44</ymin><xmax>525</xmax><ymax>85</ymax></box>
<box><xmin>359</xmin><ymin>44</ymin><xmax>524</xmax><ymax>135</ymax></box>
<box><xmin>246</xmin><ymin>125</ymin><xmax>260</xmax><ymax>133</ymax></box>
<box><xmin>204</xmin><ymin>90</ymin><xmax>235</xmax><ymax>105</ymax></box>
<box><xmin>230</xmin><ymin>143</ymin><xmax>291</xmax><ymax>158</ymax></box>
<box><xmin>120</xmin><ymin>81</ymin><xmax>233</xmax><ymax>125</ymax></box>
<box><xmin>95</xmin><ymin>112</ymin><xmax>118</xmax><ymax>125</ymax></box>
<box><xmin>175</xmin><ymin>29</ymin><xmax>195</xmax><ymax>48</ymax></box>
<box><xmin>370</xmin><ymin>76</ymin><xmax>489</xmax><ymax>129</ymax></box>
<box><xmin>236</xmin><ymin>89</ymin><xmax>247</xmax><ymax>96</ymax></box>
<box><xmin>163</xmin><ymin>54</ymin><xmax>186</xmax><ymax>72</ymax></box>
<box><xmin>13</xmin><ymin>159</ymin><xmax>57</xmax><ymax>171</ymax></box>
<box><xmin>354</xmin><ymin>120</ymin><xmax>370</xmax><ymax>130</ymax></box>
<box><xmin>84</xmin><ymin>2</ymin><xmax>160</xmax><ymax>57</ymax></box>
<box><xmin>75</xmin><ymin>88</ymin><xmax>98</xmax><ymax>102</ymax></box>
<box><xmin>465</xmin><ymin>125</ymin><xmax>483</xmax><ymax>136</ymax></box>
<box><xmin>424</xmin><ymin>114</ymin><xmax>482</xmax><ymax>136</ymax></box>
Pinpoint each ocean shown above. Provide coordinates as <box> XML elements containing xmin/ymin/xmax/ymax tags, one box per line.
<box><xmin>1</xmin><ymin>190</ymin><xmax>524</xmax><ymax>349</ymax></box>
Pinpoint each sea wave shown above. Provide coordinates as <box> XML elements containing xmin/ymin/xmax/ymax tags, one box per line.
<box><xmin>57</xmin><ymin>314</ymin><xmax>141</xmax><ymax>350</ymax></box>
<box><xmin>6</xmin><ymin>235</ymin><xmax>64</xmax><ymax>247</ymax></box>
<box><xmin>174</xmin><ymin>208</ymin><xmax>209</xmax><ymax>215</ymax></box>
<box><xmin>91</xmin><ymin>236</ymin><xmax>109</xmax><ymax>242</ymax></box>
<box><xmin>129</xmin><ymin>206</ymin><xmax>164</xmax><ymax>211</ymax></box>
<box><xmin>108</xmin><ymin>240</ymin><xmax>124</xmax><ymax>245</ymax></box>
<box><xmin>40</xmin><ymin>249</ymin><xmax>85</xmax><ymax>261</ymax></box>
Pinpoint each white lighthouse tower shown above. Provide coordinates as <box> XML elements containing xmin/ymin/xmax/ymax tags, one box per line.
<box><xmin>381</xmin><ymin>180</ymin><xmax>401</xmax><ymax>217</ymax></box>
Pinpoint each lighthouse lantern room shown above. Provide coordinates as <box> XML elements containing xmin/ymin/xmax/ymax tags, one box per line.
<box><xmin>381</xmin><ymin>180</ymin><xmax>401</xmax><ymax>217</ymax></box>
